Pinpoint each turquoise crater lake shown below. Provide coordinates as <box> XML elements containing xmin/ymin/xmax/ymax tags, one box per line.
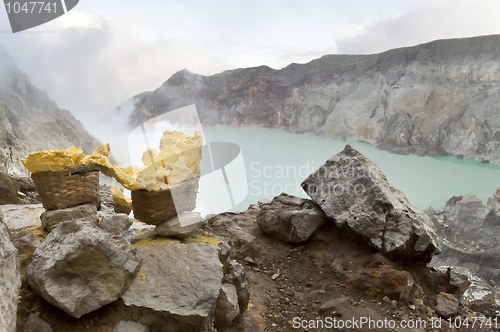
<box><xmin>202</xmin><ymin>127</ymin><xmax>500</xmax><ymax>213</ymax></box>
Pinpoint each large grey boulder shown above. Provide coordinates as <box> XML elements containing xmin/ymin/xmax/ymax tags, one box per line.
<box><xmin>256</xmin><ymin>193</ymin><xmax>327</xmax><ymax>244</ymax></box>
<box><xmin>40</xmin><ymin>203</ymin><xmax>98</xmax><ymax>232</ymax></box>
<box><xmin>27</xmin><ymin>220</ymin><xmax>142</xmax><ymax>318</ymax></box>
<box><xmin>301</xmin><ymin>145</ymin><xmax>440</xmax><ymax>261</ymax></box>
<box><xmin>121</xmin><ymin>242</ymin><xmax>223</xmax><ymax>331</ymax></box>
<box><xmin>0</xmin><ymin>217</ymin><xmax>21</xmax><ymax>332</ymax></box>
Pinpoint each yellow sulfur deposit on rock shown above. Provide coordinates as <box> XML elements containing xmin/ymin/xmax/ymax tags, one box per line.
<box><xmin>22</xmin><ymin>146</ymin><xmax>85</xmax><ymax>173</ymax></box>
<box><xmin>81</xmin><ymin>144</ymin><xmax>111</xmax><ymax>166</ymax></box>
<box><xmin>22</xmin><ymin>130</ymin><xmax>203</xmax><ymax>192</ymax></box>
<box><xmin>111</xmin><ymin>186</ymin><xmax>132</xmax><ymax>207</ymax></box>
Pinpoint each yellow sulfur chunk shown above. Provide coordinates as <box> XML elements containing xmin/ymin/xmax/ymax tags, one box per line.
<box><xmin>142</xmin><ymin>149</ymin><xmax>160</xmax><ymax>166</ymax></box>
<box><xmin>113</xmin><ymin>165</ymin><xmax>143</xmax><ymax>191</ymax></box>
<box><xmin>67</xmin><ymin>146</ymin><xmax>85</xmax><ymax>165</ymax></box>
<box><xmin>81</xmin><ymin>144</ymin><xmax>111</xmax><ymax>165</ymax></box>
<box><xmin>158</xmin><ymin>130</ymin><xmax>203</xmax><ymax>176</ymax></box>
<box><xmin>154</xmin><ymin>164</ymin><xmax>171</xmax><ymax>187</ymax></box>
<box><xmin>135</xmin><ymin>165</ymin><xmax>163</xmax><ymax>191</ymax></box>
<box><xmin>83</xmin><ymin>145</ymin><xmax>143</xmax><ymax>191</ymax></box>
<box><xmin>168</xmin><ymin>160</ymin><xmax>194</xmax><ymax>187</ymax></box>
<box><xmin>111</xmin><ymin>186</ymin><xmax>132</xmax><ymax>207</ymax></box>
<box><xmin>105</xmin><ymin>165</ymin><xmax>143</xmax><ymax>191</ymax></box>
<box><xmin>52</xmin><ymin>131</ymin><xmax>204</xmax><ymax>192</ymax></box>
<box><xmin>22</xmin><ymin>146</ymin><xmax>85</xmax><ymax>173</ymax></box>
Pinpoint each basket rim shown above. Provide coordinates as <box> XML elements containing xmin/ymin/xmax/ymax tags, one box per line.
<box><xmin>31</xmin><ymin>163</ymin><xmax>98</xmax><ymax>177</ymax></box>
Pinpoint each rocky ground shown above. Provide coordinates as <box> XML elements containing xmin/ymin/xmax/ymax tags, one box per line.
<box><xmin>203</xmin><ymin>204</ymin><xmax>499</xmax><ymax>332</ymax></box>
<box><xmin>2</xmin><ymin>145</ymin><xmax>500</xmax><ymax>331</ymax></box>
<box><xmin>8</xmin><ymin>200</ymin><xmax>496</xmax><ymax>332</ymax></box>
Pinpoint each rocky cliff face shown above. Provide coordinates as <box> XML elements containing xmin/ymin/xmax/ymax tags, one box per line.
<box><xmin>128</xmin><ymin>34</ymin><xmax>500</xmax><ymax>162</ymax></box>
<box><xmin>428</xmin><ymin>194</ymin><xmax>500</xmax><ymax>284</ymax></box>
<box><xmin>0</xmin><ymin>47</ymin><xmax>102</xmax><ymax>175</ymax></box>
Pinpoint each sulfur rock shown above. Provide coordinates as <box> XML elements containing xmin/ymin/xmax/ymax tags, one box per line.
<box><xmin>22</xmin><ymin>146</ymin><xmax>85</xmax><ymax>173</ymax></box>
<box><xmin>111</xmin><ymin>186</ymin><xmax>132</xmax><ymax>208</ymax></box>
<box><xmin>142</xmin><ymin>149</ymin><xmax>160</xmax><ymax>166</ymax></box>
<box><xmin>158</xmin><ymin>130</ymin><xmax>203</xmax><ymax>176</ymax></box>
<box><xmin>135</xmin><ymin>164</ymin><xmax>168</xmax><ymax>191</ymax></box>
<box><xmin>169</xmin><ymin>160</ymin><xmax>195</xmax><ymax>186</ymax></box>
<box><xmin>72</xmin><ymin>131</ymin><xmax>203</xmax><ymax>192</ymax></box>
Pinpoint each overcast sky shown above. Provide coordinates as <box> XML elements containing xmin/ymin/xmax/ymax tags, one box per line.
<box><xmin>0</xmin><ymin>0</ymin><xmax>499</xmax><ymax>133</ymax></box>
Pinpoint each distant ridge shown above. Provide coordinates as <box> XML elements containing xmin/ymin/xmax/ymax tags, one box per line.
<box><xmin>126</xmin><ymin>34</ymin><xmax>500</xmax><ymax>163</ymax></box>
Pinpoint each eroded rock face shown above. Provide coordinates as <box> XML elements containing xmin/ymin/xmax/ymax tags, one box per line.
<box><xmin>429</xmin><ymin>194</ymin><xmax>500</xmax><ymax>284</ymax></box>
<box><xmin>433</xmin><ymin>265</ymin><xmax>500</xmax><ymax>314</ymax></box>
<box><xmin>120</xmin><ymin>242</ymin><xmax>223</xmax><ymax>331</ymax></box>
<box><xmin>27</xmin><ymin>220</ymin><xmax>142</xmax><ymax>318</ymax></box>
<box><xmin>301</xmin><ymin>145</ymin><xmax>440</xmax><ymax>261</ymax></box>
<box><xmin>0</xmin><ymin>216</ymin><xmax>21</xmax><ymax>332</ymax></box>
<box><xmin>256</xmin><ymin>193</ymin><xmax>327</xmax><ymax>244</ymax></box>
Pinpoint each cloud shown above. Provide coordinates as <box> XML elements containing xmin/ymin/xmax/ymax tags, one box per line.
<box><xmin>0</xmin><ymin>11</ymin><xmax>228</xmax><ymax>133</ymax></box>
<box><xmin>336</xmin><ymin>0</ymin><xmax>500</xmax><ymax>54</ymax></box>
<box><xmin>1</xmin><ymin>0</ymin><xmax>499</xmax><ymax>143</ymax></box>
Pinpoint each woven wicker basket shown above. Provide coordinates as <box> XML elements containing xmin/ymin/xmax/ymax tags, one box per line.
<box><xmin>131</xmin><ymin>176</ymin><xmax>199</xmax><ymax>225</ymax></box>
<box><xmin>31</xmin><ymin>164</ymin><xmax>100</xmax><ymax>210</ymax></box>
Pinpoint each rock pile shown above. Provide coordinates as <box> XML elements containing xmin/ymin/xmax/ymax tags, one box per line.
<box><xmin>4</xmin><ymin>144</ymin><xmax>500</xmax><ymax>331</ymax></box>
<box><xmin>5</xmin><ymin>188</ymin><xmax>248</xmax><ymax>331</ymax></box>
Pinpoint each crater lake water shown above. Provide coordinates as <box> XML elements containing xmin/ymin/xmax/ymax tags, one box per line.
<box><xmin>202</xmin><ymin>127</ymin><xmax>500</xmax><ymax>213</ymax></box>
